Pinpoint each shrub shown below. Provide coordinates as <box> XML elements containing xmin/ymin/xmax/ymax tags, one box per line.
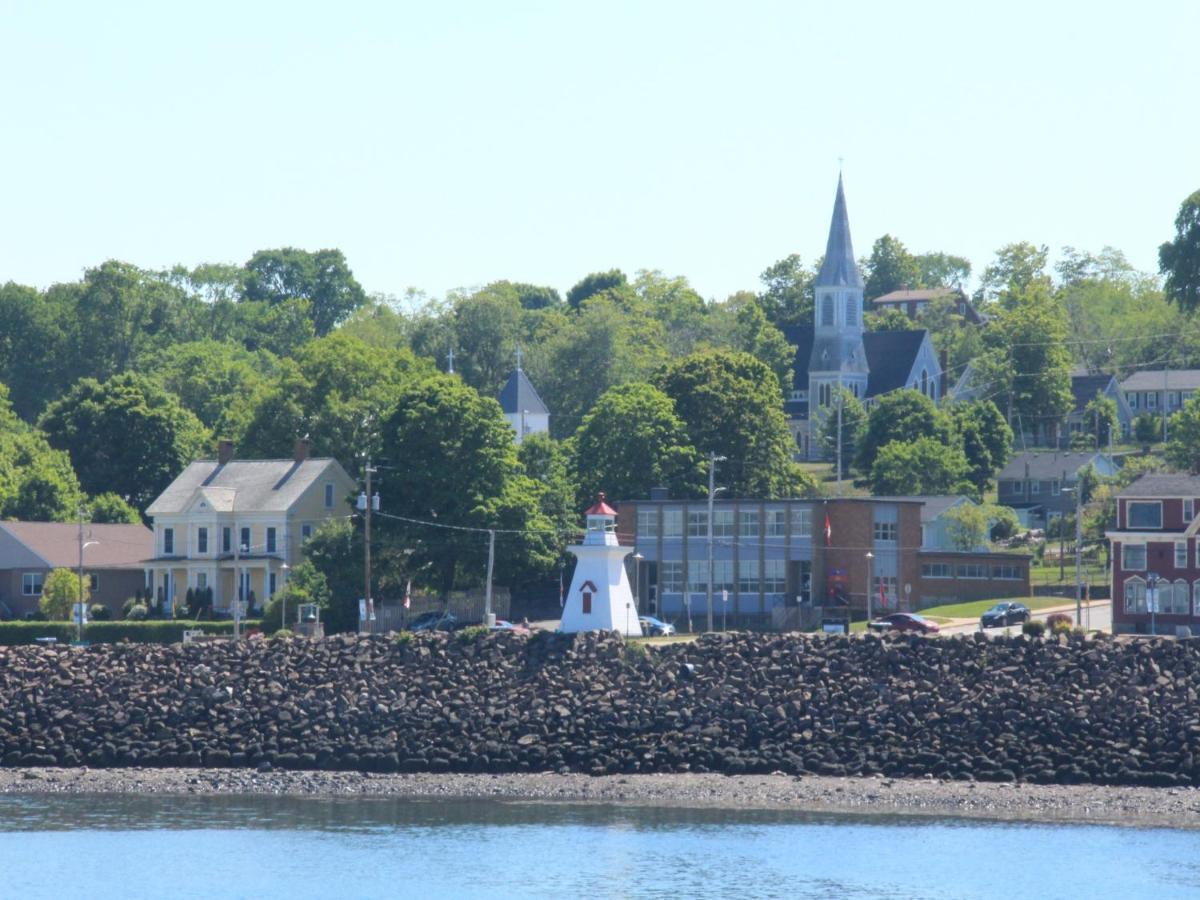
<box><xmin>393</xmin><ymin>631</ymin><xmax>415</xmax><ymax>646</ymax></box>
<box><xmin>125</xmin><ymin>604</ymin><xmax>149</xmax><ymax>621</ymax></box>
<box><xmin>88</xmin><ymin>604</ymin><xmax>112</xmax><ymax>621</ymax></box>
<box><xmin>121</xmin><ymin>597</ymin><xmax>140</xmax><ymax>618</ymax></box>
<box><xmin>1046</xmin><ymin>613</ymin><xmax>1073</xmax><ymax>634</ymax></box>
<box><xmin>456</xmin><ymin>625</ymin><xmax>489</xmax><ymax>642</ymax></box>
<box><xmin>272</xmin><ymin>628</ymin><xmax>295</xmax><ymax>640</ymax></box>
<box><xmin>1022</xmin><ymin>620</ymin><xmax>1046</xmax><ymax>637</ymax></box>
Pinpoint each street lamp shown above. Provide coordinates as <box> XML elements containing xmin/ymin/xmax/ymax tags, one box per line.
<box><xmin>865</xmin><ymin>551</ymin><xmax>874</xmax><ymax>628</ymax></box>
<box><xmin>1062</xmin><ymin>485</ymin><xmax>1084</xmax><ymax>625</ymax></box>
<box><xmin>706</xmin><ymin>453</ymin><xmax>727</xmax><ymax>632</ymax></box>
<box><xmin>632</xmin><ymin>552</ymin><xmax>644</xmax><ymax>614</ymax></box>
<box><xmin>280</xmin><ymin>563</ymin><xmax>290</xmax><ymax>632</ymax></box>
<box><xmin>77</xmin><ymin>536</ymin><xmax>99</xmax><ymax>645</ymax></box>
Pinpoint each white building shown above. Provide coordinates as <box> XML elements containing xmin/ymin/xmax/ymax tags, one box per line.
<box><xmin>143</xmin><ymin>439</ymin><xmax>356</xmax><ymax>614</ymax></box>
<box><xmin>498</xmin><ymin>354</ymin><xmax>550</xmax><ymax>444</ymax></box>
<box><xmin>559</xmin><ymin>494</ymin><xmax>641</xmax><ymax>636</ymax></box>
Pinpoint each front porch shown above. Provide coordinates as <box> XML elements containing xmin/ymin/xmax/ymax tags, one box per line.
<box><xmin>143</xmin><ymin>557</ymin><xmax>287</xmax><ymax>615</ymax></box>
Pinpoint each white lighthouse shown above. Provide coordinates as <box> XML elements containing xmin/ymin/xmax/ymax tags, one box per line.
<box><xmin>559</xmin><ymin>494</ymin><xmax>641</xmax><ymax>636</ymax></box>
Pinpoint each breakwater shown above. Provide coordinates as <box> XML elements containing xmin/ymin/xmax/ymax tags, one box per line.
<box><xmin>1</xmin><ymin>631</ymin><xmax>1198</xmax><ymax>787</ymax></box>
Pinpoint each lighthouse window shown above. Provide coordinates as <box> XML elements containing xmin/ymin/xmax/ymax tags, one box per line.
<box><xmin>582</xmin><ymin>591</ymin><xmax>592</xmax><ymax>614</ymax></box>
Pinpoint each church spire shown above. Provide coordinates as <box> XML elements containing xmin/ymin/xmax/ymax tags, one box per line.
<box><xmin>815</xmin><ymin>173</ymin><xmax>864</xmax><ymax>289</ymax></box>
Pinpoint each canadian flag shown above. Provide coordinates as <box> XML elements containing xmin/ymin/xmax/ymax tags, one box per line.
<box><xmin>404</xmin><ymin>579</ymin><xmax>411</xmax><ymax>610</ymax></box>
<box><xmin>824</xmin><ymin>512</ymin><xmax>832</xmax><ymax>546</ymax></box>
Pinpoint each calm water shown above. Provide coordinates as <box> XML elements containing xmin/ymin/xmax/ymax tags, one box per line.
<box><xmin>0</xmin><ymin>794</ymin><xmax>1197</xmax><ymax>899</ymax></box>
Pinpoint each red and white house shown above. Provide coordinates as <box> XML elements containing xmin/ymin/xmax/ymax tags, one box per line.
<box><xmin>1108</xmin><ymin>474</ymin><xmax>1200</xmax><ymax>634</ymax></box>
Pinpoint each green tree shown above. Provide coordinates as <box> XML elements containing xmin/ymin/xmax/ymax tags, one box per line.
<box><xmin>728</xmin><ymin>294</ymin><xmax>796</xmax><ymax>390</ymax></box>
<box><xmin>142</xmin><ymin>340</ymin><xmax>275</xmax><ymax>433</ymax></box>
<box><xmin>819</xmin><ymin>387</ymin><xmax>867</xmax><ymax>476</ymax></box>
<box><xmin>568</xmin><ymin>383</ymin><xmax>703</xmax><ymax>507</ymax></box>
<box><xmin>757</xmin><ymin>254</ymin><xmax>815</xmax><ymax>328</ymax></box>
<box><xmin>1159</xmin><ymin>190</ymin><xmax>1200</xmax><ymax>313</ymax></box>
<box><xmin>947</xmin><ymin>400</ymin><xmax>1013</xmax><ymax>494</ymax></box>
<box><xmin>869</xmin><ymin>438</ymin><xmax>970</xmax><ymax>496</ymax></box>
<box><xmin>656</xmin><ymin>350</ymin><xmax>815</xmax><ymax>498</ymax></box>
<box><xmin>301</xmin><ymin>518</ymin><xmax>368</xmax><ymax>634</ymax></box>
<box><xmin>1133</xmin><ymin>412</ymin><xmax>1160</xmax><ymax>450</ymax></box>
<box><xmin>856</xmin><ymin>389</ymin><xmax>952</xmax><ymax>475</ymax></box>
<box><xmin>0</xmin><ymin>281</ymin><xmax>71</xmax><ymax>420</ymax></box>
<box><xmin>863</xmin><ymin>234</ymin><xmax>920</xmax><ymax>300</ymax></box>
<box><xmin>1083</xmin><ymin>394</ymin><xmax>1119</xmax><ymax>448</ymax></box>
<box><xmin>1166</xmin><ymin>394</ymin><xmax>1200</xmax><ymax>473</ymax></box>
<box><xmin>942</xmin><ymin>503</ymin><xmax>990</xmax><ymax>551</ymax></box>
<box><xmin>517</xmin><ymin>433</ymin><xmax>578</xmax><ymax>548</ymax></box>
<box><xmin>977</xmin><ymin>242</ymin><xmax>1051</xmax><ymax>303</ymax></box>
<box><xmin>86</xmin><ymin>492</ymin><xmax>142</xmax><ymax>524</ymax></box>
<box><xmin>261</xmin><ymin>559</ymin><xmax>330</xmax><ymax>633</ymax></box>
<box><xmin>242</xmin><ymin>247</ymin><xmax>367</xmax><ymax>336</ymax></box>
<box><xmin>566</xmin><ymin>269</ymin><xmax>628</xmax><ymax>309</ymax></box>
<box><xmin>864</xmin><ymin>307</ymin><xmax>914</xmax><ymax>331</ymax></box>
<box><xmin>37</xmin><ymin>372</ymin><xmax>210</xmax><ymax>510</ymax></box>
<box><xmin>0</xmin><ymin>385</ymin><xmax>86</xmax><ymax>522</ymax></box>
<box><xmin>914</xmin><ymin>252</ymin><xmax>971</xmax><ymax>289</ymax></box>
<box><xmin>39</xmin><ymin>567</ymin><xmax>88</xmax><ymax>620</ymax></box>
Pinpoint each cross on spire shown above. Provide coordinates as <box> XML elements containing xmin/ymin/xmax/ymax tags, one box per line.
<box><xmin>514</xmin><ymin>345</ymin><xmax>523</xmax><ymax>371</ymax></box>
<box><xmin>446</xmin><ymin>347</ymin><xmax>455</xmax><ymax>374</ymax></box>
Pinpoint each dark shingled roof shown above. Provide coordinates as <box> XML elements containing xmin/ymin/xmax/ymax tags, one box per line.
<box><xmin>1119</xmin><ymin>473</ymin><xmax>1200</xmax><ymax>498</ymax></box>
<box><xmin>996</xmin><ymin>451</ymin><xmax>1105</xmax><ymax>482</ymax></box>
<box><xmin>815</xmin><ymin>175</ymin><xmax>864</xmax><ymax>289</ymax></box>
<box><xmin>1120</xmin><ymin>369</ymin><xmax>1200</xmax><ymax>392</ymax></box>
<box><xmin>781</xmin><ymin>325</ymin><xmax>931</xmax><ymax>407</ymax></box>
<box><xmin>498</xmin><ymin>368</ymin><xmax>548</xmax><ymax>415</ymax></box>
<box><xmin>1071</xmin><ymin>374</ymin><xmax>1115</xmax><ymax>414</ymax></box>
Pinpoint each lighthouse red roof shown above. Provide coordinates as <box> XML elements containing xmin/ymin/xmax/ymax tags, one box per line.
<box><xmin>584</xmin><ymin>492</ymin><xmax>617</xmax><ymax>517</ymax></box>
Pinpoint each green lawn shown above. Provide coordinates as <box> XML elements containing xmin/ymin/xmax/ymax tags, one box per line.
<box><xmin>915</xmin><ymin>595</ymin><xmax>1069</xmax><ymax>620</ymax></box>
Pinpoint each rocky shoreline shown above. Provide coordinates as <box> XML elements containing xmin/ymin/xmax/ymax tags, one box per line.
<box><xmin>3</xmin><ymin>630</ymin><xmax>1200</xmax><ymax>789</ymax></box>
<box><xmin>3</xmin><ymin>768</ymin><xmax>1199</xmax><ymax>829</ymax></box>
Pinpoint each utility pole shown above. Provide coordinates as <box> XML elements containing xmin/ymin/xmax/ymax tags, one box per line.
<box><xmin>706</xmin><ymin>452</ymin><xmax>726</xmax><ymax>633</ymax></box>
<box><xmin>358</xmin><ymin>457</ymin><xmax>378</xmax><ymax>634</ymax></box>
<box><xmin>1163</xmin><ymin>363</ymin><xmax>1169</xmax><ymax>444</ymax></box>
<box><xmin>485</xmin><ymin>529</ymin><xmax>496</xmax><ymax>627</ymax></box>
<box><xmin>77</xmin><ymin>507</ymin><xmax>85</xmax><ymax>644</ymax></box>
<box><xmin>233</xmin><ymin>492</ymin><xmax>241</xmax><ymax>640</ymax></box>
<box><xmin>836</xmin><ymin>376</ymin><xmax>843</xmax><ymax>497</ymax></box>
<box><xmin>1074</xmin><ymin>483</ymin><xmax>1083</xmax><ymax>626</ymax></box>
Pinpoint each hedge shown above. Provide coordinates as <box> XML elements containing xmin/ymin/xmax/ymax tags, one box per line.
<box><xmin>0</xmin><ymin>620</ymin><xmax>263</xmax><ymax>646</ymax></box>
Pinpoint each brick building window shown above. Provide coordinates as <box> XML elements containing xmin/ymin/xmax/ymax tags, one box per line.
<box><xmin>637</xmin><ymin>509</ymin><xmax>659</xmax><ymax>537</ymax></box>
<box><xmin>873</xmin><ymin>521</ymin><xmax>898</xmax><ymax>543</ymax></box>
<box><xmin>738</xmin><ymin>559</ymin><xmax>760</xmax><ymax>594</ymax></box>
<box><xmin>1122</xmin><ymin>544</ymin><xmax>1146</xmax><ymax>570</ymax></box>
<box><xmin>1124</xmin><ymin>577</ymin><xmax>1146</xmax><ymax>613</ymax></box>
<box><xmin>765</xmin><ymin>509</ymin><xmax>787</xmax><ymax>537</ymax></box>
<box><xmin>922</xmin><ymin>563</ymin><xmax>951</xmax><ymax>578</ymax></box>
<box><xmin>1177</xmin><ymin>542</ymin><xmax>1188</xmax><ymax>568</ymax></box>
<box><xmin>790</xmin><ymin>507</ymin><xmax>812</xmax><ymax>538</ymax></box>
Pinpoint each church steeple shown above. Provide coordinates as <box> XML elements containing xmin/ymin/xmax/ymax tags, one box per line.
<box><xmin>815</xmin><ymin>173</ymin><xmax>864</xmax><ymax>289</ymax></box>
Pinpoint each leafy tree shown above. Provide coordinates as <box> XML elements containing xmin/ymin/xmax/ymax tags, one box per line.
<box><xmin>863</xmin><ymin>234</ymin><xmax>920</xmax><ymax>300</ymax></box>
<box><xmin>1166</xmin><ymin>394</ymin><xmax>1200</xmax><ymax>473</ymax></box>
<box><xmin>1077</xmin><ymin>463</ymin><xmax>1100</xmax><ymax>506</ymax></box>
<box><xmin>869</xmin><ymin>438</ymin><xmax>970</xmax><ymax>496</ymax></box>
<box><xmin>1056</xmin><ymin>245</ymin><xmax>1138</xmax><ymax>287</ymax></box>
<box><xmin>377</xmin><ymin>374</ymin><xmax>556</xmax><ymax>596</ymax></box>
<box><xmin>86</xmin><ymin>493</ymin><xmax>142</xmax><ymax>524</ymax></box>
<box><xmin>512</xmin><ymin>282</ymin><xmax>562</xmax><ymax>310</ymax></box>
<box><xmin>864</xmin><ymin>307</ymin><xmax>913</xmax><ymax>332</ymax></box>
<box><xmin>947</xmin><ymin>400</ymin><xmax>1013</xmax><ymax>494</ymax></box>
<box><xmin>568</xmin><ymin>383</ymin><xmax>703</xmax><ymax>507</ymax></box>
<box><xmin>567</xmin><ymin>269</ymin><xmax>628</xmax><ymax>309</ymax></box>
<box><xmin>39</xmin><ymin>568</ymin><xmax>88</xmax><ymax>620</ymax></box>
<box><xmin>988</xmin><ymin>504</ymin><xmax>1021</xmax><ymax>541</ymax></box>
<box><xmin>142</xmin><ymin>339</ymin><xmax>274</xmax><ymax>433</ymax></box>
<box><xmin>1159</xmin><ymin>190</ymin><xmax>1200</xmax><ymax>313</ymax></box>
<box><xmin>819</xmin><ymin>387</ymin><xmax>867</xmax><ymax>476</ymax></box>
<box><xmin>977</xmin><ymin>242</ymin><xmax>1051</xmax><ymax>303</ymax></box>
<box><xmin>942</xmin><ymin>503</ymin><xmax>990</xmax><ymax>551</ymax></box>
<box><xmin>1083</xmin><ymin>394</ymin><xmax>1119</xmax><ymax>448</ymax></box>
<box><xmin>914</xmin><ymin>252</ymin><xmax>971</xmax><ymax>289</ymax></box>
<box><xmin>0</xmin><ymin>281</ymin><xmax>71</xmax><ymax>420</ymax></box>
<box><xmin>517</xmin><ymin>433</ymin><xmax>578</xmax><ymax>546</ymax></box>
<box><xmin>0</xmin><ymin>384</ymin><xmax>85</xmax><ymax>521</ymax></box>
<box><xmin>757</xmin><ymin>254</ymin><xmax>815</xmax><ymax>328</ymax></box>
<box><xmin>302</xmin><ymin>519</ymin><xmax>367</xmax><ymax>634</ymax></box>
<box><xmin>1133</xmin><ymin>412</ymin><xmax>1160</xmax><ymax>450</ymax></box>
<box><xmin>727</xmin><ymin>294</ymin><xmax>796</xmax><ymax>390</ymax></box>
<box><xmin>856</xmin><ymin>389</ymin><xmax>952</xmax><ymax>475</ymax></box>
<box><xmin>37</xmin><ymin>372</ymin><xmax>210</xmax><ymax>510</ymax></box>
<box><xmin>656</xmin><ymin>350</ymin><xmax>815</xmax><ymax>498</ymax></box>
<box><xmin>242</xmin><ymin>247</ymin><xmax>367</xmax><ymax>336</ymax></box>
<box><xmin>262</xmin><ymin>558</ymin><xmax>330</xmax><ymax>633</ymax></box>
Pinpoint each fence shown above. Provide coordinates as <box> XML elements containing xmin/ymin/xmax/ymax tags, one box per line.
<box><xmin>371</xmin><ymin>588</ymin><xmax>512</xmax><ymax>631</ymax></box>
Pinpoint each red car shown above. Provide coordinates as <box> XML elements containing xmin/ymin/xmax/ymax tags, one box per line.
<box><xmin>867</xmin><ymin>612</ymin><xmax>940</xmax><ymax>634</ymax></box>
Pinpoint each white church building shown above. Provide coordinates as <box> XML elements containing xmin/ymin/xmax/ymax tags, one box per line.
<box><xmin>497</xmin><ymin>350</ymin><xmax>549</xmax><ymax>444</ymax></box>
<box><xmin>783</xmin><ymin>176</ymin><xmax>943</xmax><ymax>459</ymax></box>
<box><xmin>558</xmin><ymin>494</ymin><xmax>641</xmax><ymax>636</ymax></box>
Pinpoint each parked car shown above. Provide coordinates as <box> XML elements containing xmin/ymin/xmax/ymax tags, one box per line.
<box><xmin>489</xmin><ymin>619</ymin><xmax>531</xmax><ymax>635</ymax></box>
<box><xmin>867</xmin><ymin>612</ymin><xmax>940</xmax><ymax>634</ymax></box>
<box><xmin>409</xmin><ymin>611</ymin><xmax>458</xmax><ymax>632</ymax></box>
<box><xmin>638</xmin><ymin>615</ymin><xmax>676</xmax><ymax>637</ymax></box>
<box><xmin>980</xmin><ymin>602</ymin><xmax>1030</xmax><ymax>629</ymax></box>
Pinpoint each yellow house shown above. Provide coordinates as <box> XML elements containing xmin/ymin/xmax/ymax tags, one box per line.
<box><xmin>143</xmin><ymin>439</ymin><xmax>356</xmax><ymax>614</ymax></box>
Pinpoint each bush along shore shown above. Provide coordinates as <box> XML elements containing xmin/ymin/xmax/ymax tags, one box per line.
<box><xmin>2</xmin><ymin>630</ymin><xmax>1199</xmax><ymax>787</ymax></box>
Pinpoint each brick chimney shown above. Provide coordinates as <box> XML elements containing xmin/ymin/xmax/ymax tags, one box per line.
<box><xmin>294</xmin><ymin>437</ymin><xmax>311</xmax><ymax>463</ymax></box>
<box><xmin>218</xmin><ymin>440</ymin><xmax>234</xmax><ymax>465</ymax></box>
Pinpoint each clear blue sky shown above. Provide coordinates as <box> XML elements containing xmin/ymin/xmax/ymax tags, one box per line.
<box><xmin>2</xmin><ymin>1</ymin><xmax>1196</xmax><ymax>302</ymax></box>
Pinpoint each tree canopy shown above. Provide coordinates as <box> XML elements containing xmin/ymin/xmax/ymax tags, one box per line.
<box><xmin>1160</xmin><ymin>190</ymin><xmax>1200</xmax><ymax>313</ymax></box>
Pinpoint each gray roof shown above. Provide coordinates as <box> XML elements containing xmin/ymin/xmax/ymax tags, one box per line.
<box><xmin>873</xmin><ymin>288</ymin><xmax>963</xmax><ymax>303</ymax></box>
<box><xmin>1120</xmin><ymin>369</ymin><xmax>1200</xmax><ymax>392</ymax></box>
<box><xmin>146</xmin><ymin>458</ymin><xmax>351</xmax><ymax>516</ymax></box>
<box><xmin>815</xmin><ymin>175</ymin><xmax>864</xmax><ymax>289</ymax></box>
<box><xmin>996</xmin><ymin>451</ymin><xmax>1104</xmax><ymax>482</ymax></box>
<box><xmin>1119</xmin><ymin>473</ymin><xmax>1200</xmax><ymax>498</ymax></box>
<box><xmin>871</xmin><ymin>495</ymin><xmax>970</xmax><ymax>523</ymax></box>
<box><xmin>0</xmin><ymin>522</ymin><xmax>153</xmax><ymax>569</ymax></box>
<box><xmin>498</xmin><ymin>368</ymin><xmax>548</xmax><ymax>415</ymax></box>
<box><xmin>1071</xmin><ymin>374</ymin><xmax>1117</xmax><ymax>413</ymax></box>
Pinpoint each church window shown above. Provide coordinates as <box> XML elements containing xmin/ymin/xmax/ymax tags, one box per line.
<box><xmin>845</xmin><ymin>296</ymin><xmax>857</xmax><ymax>326</ymax></box>
<box><xmin>821</xmin><ymin>296</ymin><xmax>834</xmax><ymax>326</ymax></box>
<box><xmin>921</xmin><ymin>369</ymin><xmax>929</xmax><ymax>396</ymax></box>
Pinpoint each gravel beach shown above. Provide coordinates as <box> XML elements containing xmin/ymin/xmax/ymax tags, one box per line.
<box><xmin>3</xmin><ymin>768</ymin><xmax>1199</xmax><ymax>829</ymax></box>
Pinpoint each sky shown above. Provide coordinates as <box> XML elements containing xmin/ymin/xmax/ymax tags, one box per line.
<box><xmin>1</xmin><ymin>0</ymin><xmax>1197</xmax><ymax>304</ymax></box>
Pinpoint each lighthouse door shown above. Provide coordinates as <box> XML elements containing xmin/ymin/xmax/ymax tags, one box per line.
<box><xmin>582</xmin><ymin>591</ymin><xmax>592</xmax><ymax>614</ymax></box>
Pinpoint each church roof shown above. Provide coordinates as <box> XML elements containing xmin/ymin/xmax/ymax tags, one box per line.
<box><xmin>863</xmin><ymin>330</ymin><xmax>931</xmax><ymax>396</ymax></box>
<box><xmin>498</xmin><ymin>368</ymin><xmax>548</xmax><ymax>415</ymax></box>
<box><xmin>815</xmin><ymin>174</ymin><xmax>864</xmax><ymax>290</ymax></box>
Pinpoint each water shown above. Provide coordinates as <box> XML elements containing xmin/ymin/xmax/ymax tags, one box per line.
<box><xmin>0</xmin><ymin>794</ymin><xmax>1197</xmax><ymax>899</ymax></box>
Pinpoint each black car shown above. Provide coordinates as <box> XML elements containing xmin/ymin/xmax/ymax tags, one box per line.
<box><xmin>408</xmin><ymin>611</ymin><xmax>458</xmax><ymax>632</ymax></box>
<box><xmin>980</xmin><ymin>602</ymin><xmax>1030</xmax><ymax>628</ymax></box>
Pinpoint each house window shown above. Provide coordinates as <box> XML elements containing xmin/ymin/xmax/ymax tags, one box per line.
<box><xmin>22</xmin><ymin>572</ymin><xmax>43</xmax><ymax>596</ymax></box>
<box><xmin>1148</xmin><ymin>392</ymin><xmax>1157</xmax><ymax>409</ymax></box>
<box><xmin>660</xmin><ymin>561</ymin><xmax>684</xmax><ymax>594</ymax></box>
<box><xmin>920</xmin><ymin>369</ymin><xmax>929</xmax><ymax>396</ymax></box>
<box><xmin>269</xmin><ymin>572</ymin><xmax>277</xmax><ymax>596</ymax></box>
<box><xmin>790</xmin><ymin>507</ymin><xmax>812</xmax><ymax>538</ymax></box>
<box><xmin>197</xmin><ymin>527</ymin><xmax>208</xmax><ymax>554</ymax></box>
<box><xmin>637</xmin><ymin>509</ymin><xmax>659</xmax><ymax>538</ymax></box>
<box><xmin>1124</xmin><ymin>577</ymin><xmax>1146</xmax><ymax>613</ymax></box>
<box><xmin>196</xmin><ymin>573</ymin><xmax>207</xmax><ymax>590</ymax></box>
<box><xmin>266</xmin><ymin>527</ymin><xmax>277</xmax><ymax>554</ymax></box>
<box><xmin>1127</xmin><ymin>393</ymin><xmax>1137</xmax><ymax>409</ymax></box>
<box><xmin>845</xmin><ymin>296</ymin><xmax>857</xmax><ymax>326</ymax></box>
<box><xmin>163</xmin><ymin>528</ymin><xmax>174</xmax><ymax>555</ymax></box>
<box><xmin>89</xmin><ymin>574</ymin><xmax>99</xmax><ymax>591</ymax></box>
<box><xmin>1162</xmin><ymin>580</ymin><xmax>1190</xmax><ymax>614</ymax></box>
<box><xmin>222</xmin><ymin>527</ymin><xmax>231</xmax><ymax>553</ymax></box>
<box><xmin>324</xmin><ymin>483</ymin><xmax>334</xmax><ymax>508</ymax></box>
<box><xmin>922</xmin><ymin>563</ymin><xmax>952</xmax><ymax>579</ymax></box>
<box><xmin>1177</xmin><ymin>542</ymin><xmax>1188</xmax><ymax>568</ymax></box>
<box><xmin>738</xmin><ymin>559</ymin><xmax>760</xmax><ymax>594</ymax></box>
<box><xmin>1051</xmin><ymin>481</ymin><xmax>1060</xmax><ymax>497</ymax></box>
<box><xmin>687</xmin><ymin>511</ymin><xmax>708</xmax><ymax>538</ymax></box>
<box><xmin>712</xmin><ymin>510</ymin><xmax>734</xmax><ymax>538</ymax></box>
<box><xmin>765</xmin><ymin>509</ymin><xmax>787</xmax><ymax>537</ymax></box>
<box><xmin>1186</xmin><ymin>500</ymin><xmax>1195</xmax><ymax>522</ymax></box>
<box><xmin>240</xmin><ymin>526</ymin><xmax>251</xmax><ymax>553</ymax></box>
<box><xmin>739</xmin><ymin>510</ymin><xmax>760</xmax><ymax>538</ymax></box>
<box><xmin>1122</xmin><ymin>543</ymin><xmax>1147</xmax><ymax>570</ymax></box>
<box><xmin>663</xmin><ymin>509</ymin><xmax>683</xmax><ymax>538</ymax></box>
<box><xmin>1030</xmin><ymin>481</ymin><xmax>1041</xmax><ymax>495</ymax></box>
<box><xmin>873</xmin><ymin>521</ymin><xmax>898</xmax><ymax>543</ymax></box>
<box><xmin>821</xmin><ymin>295</ymin><xmax>834</xmax><ymax>326</ymax></box>
<box><xmin>302</xmin><ymin>523</ymin><xmax>313</xmax><ymax>541</ymax></box>
<box><xmin>1127</xmin><ymin>502</ymin><xmax>1162</xmax><ymax>529</ymax></box>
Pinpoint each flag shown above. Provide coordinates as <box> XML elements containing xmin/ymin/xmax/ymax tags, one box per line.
<box><xmin>879</xmin><ymin>579</ymin><xmax>887</xmax><ymax>610</ymax></box>
<box><xmin>559</xmin><ymin>570</ymin><xmax>565</xmax><ymax>608</ymax></box>
<box><xmin>824</xmin><ymin>512</ymin><xmax>832</xmax><ymax>546</ymax></box>
<box><xmin>404</xmin><ymin>579</ymin><xmax>411</xmax><ymax>610</ymax></box>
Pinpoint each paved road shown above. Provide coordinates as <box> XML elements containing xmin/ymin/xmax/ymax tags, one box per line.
<box><xmin>938</xmin><ymin>600</ymin><xmax>1112</xmax><ymax>637</ymax></box>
